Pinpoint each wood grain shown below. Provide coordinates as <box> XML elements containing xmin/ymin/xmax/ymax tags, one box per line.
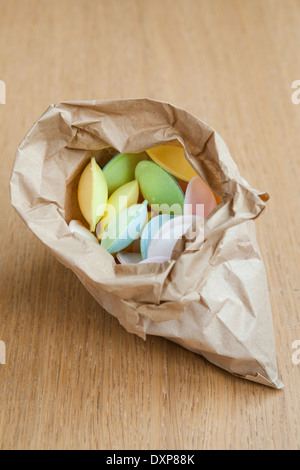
<box><xmin>0</xmin><ymin>0</ymin><xmax>299</xmax><ymax>450</ymax></box>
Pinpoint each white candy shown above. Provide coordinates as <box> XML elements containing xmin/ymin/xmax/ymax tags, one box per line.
<box><xmin>139</xmin><ymin>256</ymin><xmax>170</xmax><ymax>264</ymax></box>
<box><xmin>69</xmin><ymin>220</ymin><xmax>99</xmax><ymax>244</ymax></box>
<box><xmin>116</xmin><ymin>252</ymin><xmax>142</xmax><ymax>264</ymax></box>
<box><xmin>147</xmin><ymin>215</ymin><xmax>202</xmax><ymax>260</ymax></box>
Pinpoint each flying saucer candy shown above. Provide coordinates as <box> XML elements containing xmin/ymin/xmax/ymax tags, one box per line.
<box><xmin>103</xmin><ymin>151</ymin><xmax>148</xmax><ymax>196</ymax></box>
<box><xmin>78</xmin><ymin>157</ymin><xmax>108</xmax><ymax>232</ymax></box>
<box><xmin>147</xmin><ymin>214</ymin><xmax>201</xmax><ymax>260</ymax></box>
<box><xmin>184</xmin><ymin>176</ymin><xmax>217</xmax><ymax>218</ymax></box>
<box><xmin>76</xmin><ymin>145</ymin><xmax>217</xmax><ymax>262</ymax></box>
<box><xmin>140</xmin><ymin>214</ymin><xmax>174</xmax><ymax>260</ymax></box>
<box><xmin>146</xmin><ymin>144</ymin><xmax>198</xmax><ymax>182</ymax></box>
<box><xmin>101</xmin><ymin>200</ymin><xmax>148</xmax><ymax>254</ymax></box>
<box><xmin>135</xmin><ymin>160</ymin><xmax>184</xmax><ymax>215</ymax></box>
<box><xmin>139</xmin><ymin>256</ymin><xmax>170</xmax><ymax>264</ymax></box>
<box><xmin>116</xmin><ymin>252</ymin><xmax>143</xmax><ymax>264</ymax></box>
<box><xmin>96</xmin><ymin>180</ymin><xmax>139</xmax><ymax>239</ymax></box>
<box><xmin>69</xmin><ymin>220</ymin><xmax>99</xmax><ymax>244</ymax></box>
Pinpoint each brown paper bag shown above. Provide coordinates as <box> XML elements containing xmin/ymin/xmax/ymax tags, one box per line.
<box><xmin>10</xmin><ymin>98</ymin><xmax>283</xmax><ymax>388</ymax></box>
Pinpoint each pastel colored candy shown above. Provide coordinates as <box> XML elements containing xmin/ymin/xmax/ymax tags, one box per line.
<box><xmin>101</xmin><ymin>200</ymin><xmax>148</xmax><ymax>254</ymax></box>
<box><xmin>69</xmin><ymin>220</ymin><xmax>99</xmax><ymax>244</ymax></box>
<box><xmin>184</xmin><ymin>176</ymin><xmax>217</xmax><ymax>218</ymax></box>
<box><xmin>78</xmin><ymin>157</ymin><xmax>108</xmax><ymax>232</ymax></box>
<box><xmin>135</xmin><ymin>161</ymin><xmax>184</xmax><ymax>216</ymax></box>
<box><xmin>116</xmin><ymin>252</ymin><xmax>142</xmax><ymax>264</ymax></box>
<box><xmin>123</xmin><ymin>211</ymin><xmax>153</xmax><ymax>254</ymax></box>
<box><xmin>139</xmin><ymin>256</ymin><xmax>170</xmax><ymax>264</ymax></box>
<box><xmin>96</xmin><ymin>180</ymin><xmax>139</xmax><ymax>239</ymax></box>
<box><xmin>147</xmin><ymin>214</ymin><xmax>201</xmax><ymax>260</ymax></box>
<box><xmin>146</xmin><ymin>144</ymin><xmax>198</xmax><ymax>182</ymax></box>
<box><xmin>140</xmin><ymin>214</ymin><xmax>174</xmax><ymax>260</ymax></box>
<box><xmin>103</xmin><ymin>152</ymin><xmax>148</xmax><ymax>196</ymax></box>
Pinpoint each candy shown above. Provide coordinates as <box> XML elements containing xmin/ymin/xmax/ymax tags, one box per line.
<box><xmin>76</xmin><ymin>147</ymin><xmax>215</xmax><ymax>259</ymax></box>
<box><xmin>101</xmin><ymin>200</ymin><xmax>148</xmax><ymax>254</ymax></box>
<box><xmin>103</xmin><ymin>151</ymin><xmax>148</xmax><ymax>196</ymax></box>
<box><xmin>135</xmin><ymin>161</ymin><xmax>184</xmax><ymax>216</ymax></box>
<box><xmin>69</xmin><ymin>220</ymin><xmax>99</xmax><ymax>244</ymax></box>
<box><xmin>146</xmin><ymin>144</ymin><xmax>198</xmax><ymax>182</ymax></box>
<box><xmin>116</xmin><ymin>252</ymin><xmax>142</xmax><ymax>264</ymax></box>
<box><xmin>140</xmin><ymin>214</ymin><xmax>174</xmax><ymax>260</ymax></box>
<box><xmin>96</xmin><ymin>180</ymin><xmax>139</xmax><ymax>239</ymax></box>
<box><xmin>147</xmin><ymin>214</ymin><xmax>201</xmax><ymax>260</ymax></box>
<box><xmin>78</xmin><ymin>157</ymin><xmax>108</xmax><ymax>232</ymax></box>
<box><xmin>139</xmin><ymin>256</ymin><xmax>170</xmax><ymax>264</ymax></box>
<box><xmin>184</xmin><ymin>176</ymin><xmax>217</xmax><ymax>218</ymax></box>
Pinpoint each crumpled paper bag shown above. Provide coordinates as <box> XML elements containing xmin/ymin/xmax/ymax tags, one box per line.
<box><xmin>10</xmin><ymin>98</ymin><xmax>283</xmax><ymax>389</ymax></box>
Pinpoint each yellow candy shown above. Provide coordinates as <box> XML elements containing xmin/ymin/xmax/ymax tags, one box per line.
<box><xmin>146</xmin><ymin>144</ymin><xmax>198</xmax><ymax>182</ymax></box>
<box><xmin>78</xmin><ymin>157</ymin><xmax>108</xmax><ymax>232</ymax></box>
<box><xmin>96</xmin><ymin>180</ymin><xmax>139</xmax><ymax>239</ymax></box>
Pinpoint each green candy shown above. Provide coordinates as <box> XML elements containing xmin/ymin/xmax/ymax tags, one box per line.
<box><xmin>135</xmin><ymin>161</ymin><xmax>184</xmax><ymax>216</ymax></box>
<box><xmin>103</xmin><ymin>152</ymin><xmax>148</xmax><ymax>196</ymax></box>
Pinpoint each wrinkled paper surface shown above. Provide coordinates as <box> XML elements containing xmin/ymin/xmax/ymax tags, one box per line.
<box><xmin>10</xmin><ymin>98</ymin><xmax>283</xmax><ymax>388</ymax></box>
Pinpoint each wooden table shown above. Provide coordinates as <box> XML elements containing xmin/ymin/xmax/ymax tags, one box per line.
<box><xmin>0</xmin><ymin>0</ymin><xmax>299</xmax><ymax>450</ymax></box>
